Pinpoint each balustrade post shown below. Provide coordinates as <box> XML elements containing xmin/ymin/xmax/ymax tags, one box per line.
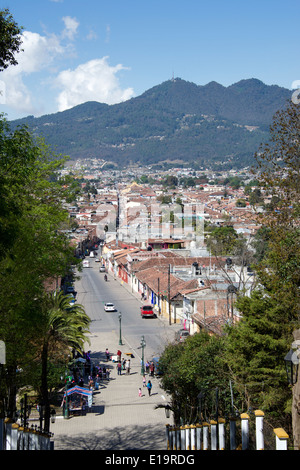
<box><xmin>210</xmin><ymin>420</ymin><xmax>218</xmax><ymax>450</ymax></box>
<box><xmin>180</xmin><ymin>425</ymin><xmax>186</xmax><ymax>450</ymax></box>
<box><xmin>172</xmin><ymin>427</ymin><xmax>177</xmax><ymax>450</ymax></box>
<box><xmin>202</xmin><ymin>422</ymin><xmax>209</xmax><ymax>450</ymax></box>
<box><xmin>274</xmin><ymin>428</ymin><xmax>289</xmax><ymax>450</ymax></box>
<box><xmin>255</xmin><ymin>410</ymin><xmax>264</xmax><ymax>450</ymax></box>
<box><xmin>4</xmin><ymin>418</ymin><xmax>13</xmax><ymax>450</ymax></box>
<box><xmin>218</xmin><ymin>418</ymin><xmax>225</xmax><ymax>450</ymax></box>
<box><xmin>190</xmin><ymin>425</ymin><xmax>196</xmax><ymax>450</ymax></box>
<box><xmin>11</xmin><ymin>423</ymin><xmax>19</xmax><ymax>450</ymax></box>
<box><xmin>166</xmin><ymin>424</ymin><xmax>170</xmax><ymax>450</ymax></box>
<box><xmin>241</xmin><ymin>413</ymin><xmax>250</xmax><ymax>450</ymax></box>
<box><xmin>185</xmin><ymin>425</ymin><xmax>190</xmax><ymax>450</ymax></box>
<box><xmin>196</xmin><ymin>424</ymin><xmax>202</xmax><ymax>450</ymax></box>
<box><xmin>176</xmin><ymin>427</ymin><xmax>181</xmax><ymax>450</ymax></box>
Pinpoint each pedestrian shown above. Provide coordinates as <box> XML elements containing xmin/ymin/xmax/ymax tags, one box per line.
<box><xmin>117</xmin><ymin>349</ymin><xmax>122</xmax><ymax>361</ymax></box>
<box><xmin>142</xmin><ymin>375</ymin><xmax>146</xmax><ymax>387</ymax></box>
<box><xmin>125</xmin><ymin>359</ymin><xmax>130</xmax><ymax>375</ymax></box>
<box><xmin>105</xmin><ymin>348</ymin><xmax>110</xmax><ymax>361</ymax></box>
<box><xmin>117</xmin><ymin>361</ymin><xmax>122</xmax><ymax>375</ymax></box>
<box><xmin>95</xmin><ymin>376</ymin><xmax>99</xmax><ymax>390</ymax></box>
<box><xmin>147</xmin><ymin>380</ymin><xmax>152</xmax><ymax>396</ymax></box>
<box><xmin>88</xmin><ymin>376</ymin><xmax>94</xmax><ymax>390</ymax></box>
<box><xmin>138</xmin><ymin>388</ymin><xmax>142</xmax><ymax>397</ymax></box>
<box><xmin>149</xmin><ymin>361</ymin><xmax>154</xmax><ymax>377</ymax></box>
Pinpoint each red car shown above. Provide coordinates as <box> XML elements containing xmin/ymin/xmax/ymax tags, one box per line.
<box><xmin>140</xmin><ymin>305</ymin><xmax>155</xmax><ymax>318</ymax></box>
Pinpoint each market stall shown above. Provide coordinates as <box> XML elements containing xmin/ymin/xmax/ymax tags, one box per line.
<box><xmin>63</xmin><ymin>386</ymin><xmax>93</xmax><ymax>416</ymax></box>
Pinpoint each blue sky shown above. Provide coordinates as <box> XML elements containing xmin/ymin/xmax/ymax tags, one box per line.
<box><xmin>1</xmin><ymin>0</ymin><xmax>299</xmax><ymax>120</ymax></box>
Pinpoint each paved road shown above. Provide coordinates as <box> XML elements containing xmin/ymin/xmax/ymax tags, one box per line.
<box><xmin>51</xmin><ymin>261</ymin><xmax>180</xmax><ymax>451</ymax></box>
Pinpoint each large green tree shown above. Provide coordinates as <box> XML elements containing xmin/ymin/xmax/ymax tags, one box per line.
<box><xmin>0</xmin><ymin>118</ymin><xmax>82</xmax><ymax>419</ymax></box>
<box><xmin>159</xmin><ymin>332</ymin><xmax>229</xmax><ymax>425</ymax></box>
<box><xmin>224</xmin><ymin>290</ymin><xmax>292</xmax><ymax>425</ymax></box>
<box><xmin>224</xmin><ymin>100</ymin><xmax>300</xmax><ymax>432</ymax></box>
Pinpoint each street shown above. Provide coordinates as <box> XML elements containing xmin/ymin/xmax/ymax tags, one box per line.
<box><xmin>77</xmin><ymin>258</ymin><xmax>180</xmax><ymax>362</ymax></box>
<box><xmin>51</xmin><ymin>258</ymin><xmax>180</xmax><ymax>450</ymax></box>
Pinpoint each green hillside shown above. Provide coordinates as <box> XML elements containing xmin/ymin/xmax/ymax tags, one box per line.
<box><xmin>10</xmin><ymin>78</ymin><xmax>291</xmax><ymax>168</ymax></box>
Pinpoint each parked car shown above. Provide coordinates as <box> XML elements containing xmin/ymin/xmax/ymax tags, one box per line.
<box><xmin>175</xmin><ymin>329</ymin><xmax>190</xmax><ymax>342</ymax></box>
<box><xmin>104</xmin><ymin>302</ymin><xmax>116</xmax><ymax>312</ymax></box>
<box><xmin>99</xmin><ymin>265</ymin><xmax>106</xmax><ymax>272</ymax></box>
<box><xmin>140</xmin><ymin>305</ymin><xmax>155</xmax><ymax>318</ymax></box>
<box><xmin>82</xmin><ymin>259</ymin><xmax>90</xmax><ymax>268</ymax></box>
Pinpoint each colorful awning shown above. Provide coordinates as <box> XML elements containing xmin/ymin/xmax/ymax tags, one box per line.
<box><xmin>65</xmin><ymin>386</ymin><xmax>92</xmax><ymax>397</ymax></box>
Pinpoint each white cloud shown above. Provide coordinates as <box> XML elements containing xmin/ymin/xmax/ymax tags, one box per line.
<box><xmin>12</xmin><ymin>31</ymin><xmax>64</xmax><ymax>74</ymax></box>
<box><xmin>1</xmin><ymin>21</ymin><xmax>134</xmax><ymax>118</ymax></box>
<box><xmin>62</xmin><ymin>16</ymin><xmax>79</xmax><ymax>41</ymax></box>
<box><xmin>1</xmin><ymin>30</ymin><xmax>65</xmax><ymax>115</ymax></box>
<box><xmin>55</xmin><ymin>57</ymin><xmax>135</xmax><ymax>111</ymax></box>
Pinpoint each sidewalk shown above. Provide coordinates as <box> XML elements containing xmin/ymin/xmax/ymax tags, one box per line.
<box><xmin>51</xmin><ymin>326</ymin><xmax>170</xmax><ymax>451</ymax></box>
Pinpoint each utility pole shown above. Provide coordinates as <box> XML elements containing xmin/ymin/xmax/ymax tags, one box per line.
<box><xmin>157</xmin><ymin>277</ymin><xmax>161</xmax><ymax>316</ymax></box>
<box><xmin>168</xmin><ymin>264</ymin><xmax>171</xmax><ymax>325</ymax></box>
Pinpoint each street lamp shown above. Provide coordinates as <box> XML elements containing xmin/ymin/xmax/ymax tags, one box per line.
<box><xmin>284</xmin><ymin>347</ymin><xmax>299</xmax><ymax>386</ymax></box>
<box><xmin>118</xmin><ymin>311</ymin><xmax>122</xmax><ymax>345</ymax></box>
<box><xmin>140</xmin><ymin>335</ymin><xmax>146</xmax><ymax>375</ymax></box>
<box><xmin>61</xmin><ymin>371</ymin><xmax>70</xmax><ymax>419</ymax></box>
<box><xmin>165</xmin><ymin>404</ymin><xmax>171</xmax><ymax>419</ymax></box>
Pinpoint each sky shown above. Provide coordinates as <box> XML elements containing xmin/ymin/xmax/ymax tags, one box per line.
<box><xmin>0</xmin><ymin>0</ymin><xmax>299</xmax><ymax>120</ymax></box>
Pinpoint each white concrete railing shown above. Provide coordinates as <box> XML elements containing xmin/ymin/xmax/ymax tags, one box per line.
<box><xmin>1</xmin><ymin>418</ymin><xmax>52</xmax><ymax>450</ymax></box>
<box><xmin>165</xmin><ymin>410</ymin><xmax>289</xmax><ymax>451</ymax></box>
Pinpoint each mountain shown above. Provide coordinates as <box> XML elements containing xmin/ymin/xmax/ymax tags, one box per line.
<box><xmin>10</xmin><ymin>78</ymin><xmax>291</xmax><ymax>168</ymax></box>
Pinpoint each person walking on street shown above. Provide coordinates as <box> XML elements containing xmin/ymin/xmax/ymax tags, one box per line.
<box><xmin>142</xmin><ymin>375</ymin><xmax>146</xmax><ymax>387</ymax></box>
<box><xmin>147</xmin><ymin>380</ymin><xmax>152</xmax><ymax>396</ymax></box>
<box><xmin>138</xmin><ymin>388</ymin><xmax>142</xmax><ymax>397</ymax></box>
<box><xmin>105</xmin><ymin>348</ymin><xmax>110</xmax><ymax>361</ymax></box>
<box><xmin>117</xmin><ymin>361</ymin><xmax>122</xmax><ymax>375</ymax></box>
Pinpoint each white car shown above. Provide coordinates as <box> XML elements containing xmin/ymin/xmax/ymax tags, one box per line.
<box><xmin>104</xmin><ymin>302</ymin><xmax>116</xmax><ymax>312</ymax></box>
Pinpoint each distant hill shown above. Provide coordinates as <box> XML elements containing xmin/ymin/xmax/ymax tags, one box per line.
<box><xmin>10</xmin><ymin>78</ymin><xmax>291</xmax><ymax>168</ymax></box>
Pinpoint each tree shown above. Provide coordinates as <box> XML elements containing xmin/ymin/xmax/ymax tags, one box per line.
<box><xmin>37</xmin><ymin>291</ymin><xmax>90</xmax><ymax>432</ymax></box>
<box><xmin>223</xmin><ymin>100</ymin><xmax>300</xmax><ymax>435</ymax></box>
<box><xmin>0</xmin><ymin>118</ymin><xmax>82</xmax><ymax>420</ymax></box>
<box><xmin>206</xmin><ymin>225</ymin><xmax>239</xmax><ymax>256</ymax></box>
<box><xmin>254</xmin><ymin>101</ymin><xmax>300</xmax><ymax>312</ymax></box>
<box><xmin>159</xmin><ymin>333</ymin><xmax>229</xmax><ymax>425</ymax></box>
<box><xmin>224</xmin><ymin>290</ymin><xmax>292</xmax><ymax>426</ymax></box>
<box><xmin>0</xmin><ymin>8</ymin><xmax>23</xmax><ymax>71</ymax></box>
